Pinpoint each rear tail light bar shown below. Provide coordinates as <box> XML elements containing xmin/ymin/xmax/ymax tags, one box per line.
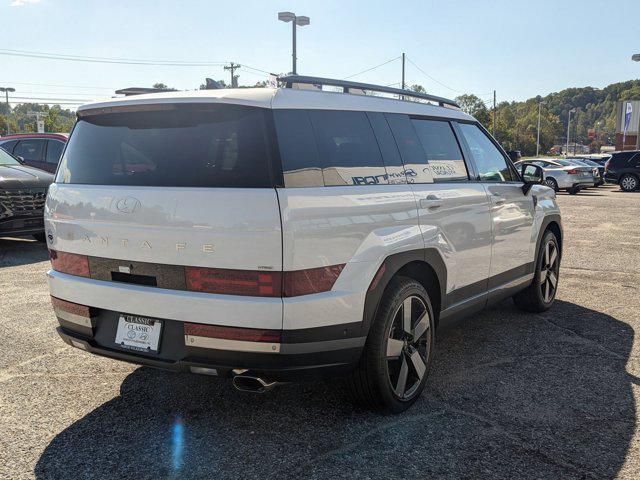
<box><xmin>566</xmin><ymin>168</ymin><xmax>580</xmax><ymax>175</ymax></box>
<box><xmin>49</xmin><ymin>250</ymin><xmax>90</xmax><ymax>277</ymax></box>
<box><xmin>185</xmin><ymin>264</ymin><xmax>345</xmax><ymax>297</ymax></box>
<box><xmin>51</xmin><ymin>296</ymin><xmax>94</xmax><ymax>318</ymax></box>
<box><xmin>50</xmin><ymin>249</ymin><xmax>344</xmax><ymax>298</ymax></box>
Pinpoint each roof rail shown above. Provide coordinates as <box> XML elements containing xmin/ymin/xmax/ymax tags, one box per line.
<box><xmin>115</xmin><ymin>87</ymin><xmax>177</xmax><ymax>96</ymax></box>
<box><xmin>277</xmin><ymin>75</ymin><xmax>459</xmax><ymax>108</ymax></box>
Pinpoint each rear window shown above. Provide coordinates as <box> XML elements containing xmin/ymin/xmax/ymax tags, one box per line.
<box><xmin>56</xmin><ymin>105</ymin><xmax>274</xmax><ymax>188</ymax></box>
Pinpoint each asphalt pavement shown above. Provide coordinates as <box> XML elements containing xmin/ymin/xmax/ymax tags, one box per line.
<box><xmin>1</xmin><ymin>184</ymin><xmax>639</xmax><ymax>479</ymax></box>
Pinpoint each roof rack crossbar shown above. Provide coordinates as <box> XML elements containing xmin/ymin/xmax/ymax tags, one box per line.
<box><xmin>277</xmin><ymin>75</ymin><xmax>459</xmax><ymax>108</ymax></box>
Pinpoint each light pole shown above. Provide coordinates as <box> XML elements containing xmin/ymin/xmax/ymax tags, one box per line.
<box><xmin>0</xmin><ymin>87</ymin><xmax>15</xmax><ymax>135</ymax></box>
<box><xmin>566</xmin><ymin>108</ymin><xmax>575</xmax><ymax>157</ymax></box>
<box><xmin>278</xmin><ymin>11</ymin><xmax>310</xmax><ymax>75</ymax></box>
<box><xmin>536</xmin><ymin>100</ymin><xmax>546</xmax><ymax>157</ymax></box>
<box><xmin>632</xmin><ymin>54</ymin><xmax>640</xmax><ymax>62</ymax></box>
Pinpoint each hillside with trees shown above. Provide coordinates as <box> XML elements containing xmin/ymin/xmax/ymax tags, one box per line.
<box><xmin>439</xmin><ymin>79</ymin><xmax>640</xmax><ymax>156</ymax></box>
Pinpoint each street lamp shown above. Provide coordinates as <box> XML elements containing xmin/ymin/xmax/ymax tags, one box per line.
<box><xmin>536</xmin><ymin>100</ymin><xmax>546</xmax><ymax>157</ymax></box>
<box><xmin>566</xmin><ymin>108</ymin><xmax>575</xmax><ymax>157</ymax></box>
<box><xmin>632</xmin><ymin>54</ymin><xmax>640</xmax><ymax>62</ymax></box>
<box><xmin>278</xmin><ymin>11</ymin><xmax>310</xmax><ymax>75</ymax></box>
<box><xmin>0</xmin><ymin>87</ymin><xmax>15</xmax><ymax>135</ymax></box>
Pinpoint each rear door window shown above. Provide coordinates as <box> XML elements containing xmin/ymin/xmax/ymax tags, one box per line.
<box><xmin>57</xmin><ymin>105</ymin><xmax>274</xmax><ymax>188</ymax></box>
<box><xmin>46</xmin><ymin>140</ymin><xmax>65</xmax><ymax>164</ymax></box>
<box><xmin>411</xmin><ymin>119</ymin><xmax>468</xmax><ymax>182</ymax></box>
<box><xmin>308</xmin><ymin>110</ymin><xmax>388</xmax><ymax>187</ymax></box>
<box><xmin>14</xmin><ymin>139</ymin><xmax>46</xmax><ymax>162</ymax></box>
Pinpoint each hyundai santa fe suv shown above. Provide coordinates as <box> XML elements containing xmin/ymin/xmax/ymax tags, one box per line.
<box><xmin>45</xmin><ymin>76</ymin><xmax>562</xmax><ymax>412</ymax></box>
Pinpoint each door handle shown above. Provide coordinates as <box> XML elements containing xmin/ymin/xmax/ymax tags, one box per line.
<box><xmin>420</xmin><ymin>195</ymin><xmax>443</xmax><ymax>209</ymax></box>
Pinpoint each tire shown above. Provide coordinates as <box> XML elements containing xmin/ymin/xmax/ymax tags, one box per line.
<box><xmin>567</xmin><ymin>187</ymin><xmax>579</xmax><ymax>195</ymax></box>
<box><xmin>620</xmin><ymin>174</ymin><xmax>639</xmax><ymax>192</ymax></box>
<box><xmin>347</xmin><ymin>276</ymin><xmax>435</xmax><ymax>413</ymax></box>
<box><xmin>513</xmin><ymin>230</ymin><xmax>560</xmax><ymax>313</ymax></box>
<box><xmin>545</xmin><ymin>178</ymin><xmax>559</xmax><ymax>191</ymax></box>
<box><xmin>32</xmin><ymin>233</ymin><xmax>46</xmax><ymax>242</ymax></box>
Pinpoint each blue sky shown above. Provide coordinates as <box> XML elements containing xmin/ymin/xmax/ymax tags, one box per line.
<box><xmin>0</xmin><ymin>0</ymin><xmax>638</xmax><ymax>109</ymax></box>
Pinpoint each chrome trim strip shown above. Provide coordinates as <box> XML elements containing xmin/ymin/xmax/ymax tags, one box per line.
<box><xmin>185</xmin><ymin>335</ymin><xmax>281</xmax><ymax>353</ymax></box>
<box><xmin>184</xmin><ymin>335</ymin><xmax>366</xmax><ymax>354</ymax></box>
<box><xmin>54</xmin><ymin>308</ymin><xmax>93</xmax><ymax>328</ymax></box>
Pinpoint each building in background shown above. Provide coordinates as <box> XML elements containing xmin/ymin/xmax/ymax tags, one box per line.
<box><xmin>615</xmin><ymin>100</ymin><xmax>640</xmax><ymax>151</ymax></box>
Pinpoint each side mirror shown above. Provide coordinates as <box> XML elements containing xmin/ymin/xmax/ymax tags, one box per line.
<box><xmin>17</xmin><ymin>156</ymin><xmax>25</xmax><ymax>163</ymax></box>
<box><xmin>521</xmin><ymin>164</ymin><xmax>544</xmax><ymax>194</ymax></box>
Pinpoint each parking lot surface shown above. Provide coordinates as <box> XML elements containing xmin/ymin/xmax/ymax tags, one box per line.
<box><xmin>1</xmin><ymin>185</ymin><xmax>639</xmax><ymax>480</ymax></box>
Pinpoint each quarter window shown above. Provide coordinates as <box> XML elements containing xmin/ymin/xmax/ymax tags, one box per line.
<box><xmin>274</xmin><ymin>109</ymin><xmax>324</xmax><ymax>187</ymax></box>
<box><xmin>458</xmin><ymin>123</ymin><xmax>517</xmax><ymax>182</ymax></box>
<box><xmin>411</xmin><ymin>119</ymin><xmax>468</xmax><ymax>182</ymax></box>
<box><xmin>366</xmin><ymin>112</ymin><xmax>406</xmax><ymax>184</ymax></box>
<box><xmin>46</xmin><ymin>140</ymin><xmax>65</xmax><ymax>164</ymax></box>
<box><xmin>385</xmin><ymin>114</ymin><xmax>431</xmax><ymax>183</ymax></box>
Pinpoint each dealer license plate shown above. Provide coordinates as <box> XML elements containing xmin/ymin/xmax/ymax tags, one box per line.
<box><xmin>115</xmin><ymin>314</ymin><xmax>162</xmax><ymax>352</ymax></box>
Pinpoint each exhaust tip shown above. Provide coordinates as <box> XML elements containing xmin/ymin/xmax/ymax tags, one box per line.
<box><xmin>232</xmin><ymin>375</ymin><xmax>276</xmax><ymax>394</ymax></box>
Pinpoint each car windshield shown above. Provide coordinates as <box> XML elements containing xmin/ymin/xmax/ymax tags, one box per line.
<box><xmin>0</xmin><ymin>147</ymin><xmax>21</xmax><ymax>166</ymax></box>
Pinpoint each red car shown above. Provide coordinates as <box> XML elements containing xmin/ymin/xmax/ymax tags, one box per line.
<box><xmin>0</xmin><ymin>133</ymin><xmax>68</xmax><ymax>173</ymax></box>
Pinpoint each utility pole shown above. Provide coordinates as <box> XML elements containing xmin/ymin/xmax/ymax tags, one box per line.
<box><xmin>224</xmin><ymin>63</ymin><xmax>241</xmax><ymax>88</ymax></box>
<box><xmin>0</xmin><ymin>87</ymin><xmax>15</xmax><ymax>135</ymax></box>
<box><xmin>566</xmin><ymin>109</ymin><xmax>575</xmax><ymax>157</ymax></box>
<box><xmin>492</xmin><ymin>90</ymin><xmax>496</xmax><ymax>138</ymax></box>
<box><xmin>401</xmin><ymin>53</ymin><xmax>406</xmax><ymax>90</ymax></box>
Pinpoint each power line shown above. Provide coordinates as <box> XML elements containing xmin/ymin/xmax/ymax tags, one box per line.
<box><xmin>10</xmin><ymin>96</ymin><xmax>94</xmax><ymax>102</ymax></box>
<box><xmin>405</xmin><ymin>56</ymin><xmax>467</xmax><ymax>94</ymax></box>
<box><xmin>0</xmin><ymin>80</ymin><xmax>115</xmax><ymax>90</ymax></box>
<box><xmin>0</xmin><ymin>48</ymin><xmax>228</xmax><ymax>66</ymax></box>
<box><xmin>344</xmin><ymin>56</ymin><xmax>401</xmax><ymax>79</ymax></box>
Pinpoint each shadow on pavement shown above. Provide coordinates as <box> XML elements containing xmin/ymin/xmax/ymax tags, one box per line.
<box><xmin>35</xmin><ymin>300</ymin><xmax>636</xmax><ymax>479</ymax></box>
<box><xmin>0</xmin><ymin>237</ymin><xmax>49</xmax><ymax>267</ymax></box>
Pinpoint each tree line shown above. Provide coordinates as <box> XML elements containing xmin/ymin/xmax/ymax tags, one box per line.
<box><xmin>424</xmin><ymin>79</ymin><xmax>640</xmax><ymax>156</ymax></box>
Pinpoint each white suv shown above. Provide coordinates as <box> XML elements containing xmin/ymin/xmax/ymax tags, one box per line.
<box><xmin>45</xmin><ymin>76</ymin><xmax>562</xmax><ymax>412</ymax></box>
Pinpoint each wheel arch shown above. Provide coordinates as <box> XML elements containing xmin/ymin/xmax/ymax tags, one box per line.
<box><xmin>535</xmin><ymin>214</ymin><xmax>563</xmax><ymax>262</ymax></box>
<box><xmin>362</xmin><ymin>249</ymin><xmax>446</xmax><ymax>337</ymax></box>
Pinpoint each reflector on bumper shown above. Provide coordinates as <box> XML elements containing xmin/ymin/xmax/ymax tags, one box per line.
<box><xmin>184</xmin><ymin>322</ymin><xmax>282</xmax><ymax>353</ymax></box>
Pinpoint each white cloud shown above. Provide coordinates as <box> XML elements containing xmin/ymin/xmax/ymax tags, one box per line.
<box><xmin>10</xmin><ymin>0</ymin><xmax>41</xmax><ymax>6</ymax></box>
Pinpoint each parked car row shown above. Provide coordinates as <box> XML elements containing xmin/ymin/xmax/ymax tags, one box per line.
<box><xmin>0</xmin><ymin>133</ymin><xmax>68</xmax><ymax>173</ymax></box>
<box><xmin>515</xmin><ymin>151</ymin><xmax>640</xmax><ymax>194</ymax></box>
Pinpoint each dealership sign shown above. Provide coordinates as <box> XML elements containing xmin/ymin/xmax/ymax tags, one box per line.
<box><xmin>623</xmin><ymin>101</ymin><xmax>633</xmax><ymax>146</ymax></box>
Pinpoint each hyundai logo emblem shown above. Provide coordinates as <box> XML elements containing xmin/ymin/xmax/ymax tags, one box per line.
<box><xmin>115</xmin><ymin>196</ymin><xmax>141</xmax><ymax>214</ymax></box>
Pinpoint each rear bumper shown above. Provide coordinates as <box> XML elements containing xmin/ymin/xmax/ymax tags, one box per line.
<box><xmin>57</xmin><ymin>321</ymin><xmax>363</xmax><ymax>382</ymax></box>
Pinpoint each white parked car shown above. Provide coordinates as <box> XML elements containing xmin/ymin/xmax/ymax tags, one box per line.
<box><xmin>45</xmin><ymin>76</ymin><xmax>562</xmax><ymax>412</ymax></box>
<box><xmin>515</xmin><ymin>158</ymin><xmax>594</xmax><ymax>194</ymax></box>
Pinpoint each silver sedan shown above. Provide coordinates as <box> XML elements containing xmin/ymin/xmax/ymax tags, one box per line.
<box><xmin>515</xmin><ymin>159</ymin><xmax>595</xmax><ymax>194</ymax></box>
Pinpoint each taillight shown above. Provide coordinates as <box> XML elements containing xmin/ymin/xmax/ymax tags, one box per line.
<box><xmin>283</xmin><ymin>264</ymin><xmax>345</xmax><ymax>297</ymax></box>
<box><xmin>185</xmin><ymin>267</ymin><xmax>282</xmax><ymax>297</ymax></box>
<box><xmin>184</xmin><ymin>322</ymin><xmax>281</xmax><ymax>343</ymax></box>
<box><xmin>51</xmin><ymin>296</ymin><xmax>94</xmax><ymax>317</ymax></box>
<box><xmin>185</xmin><ymin>264</ymin><xmax>345</xmax><ymax>297</ymax></box>
<box><xmin>566</xmin><ymin>168</ymin><xmax>579</xmax><ymax>175</ymax></box>
<box><xmin>49</xmin><ymin>250</ymin><xmax>90</xmax><ymax>277</ymax></box>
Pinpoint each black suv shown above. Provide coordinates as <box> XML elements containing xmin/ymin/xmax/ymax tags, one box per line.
<box><xmin>604</xmin><ymin>151</ymin><xmax>640</xmax><ymax>192</ymax></box>
<box><xmin>0</xmin><ymin>147</ymin><xmax>53</xmax><ymax>241</ymax></box>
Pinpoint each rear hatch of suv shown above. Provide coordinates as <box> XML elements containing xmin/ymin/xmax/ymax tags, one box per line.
<box><xmin>46</xmin><ymin>103</ymin><xmax>284</xmax><ymax>333</ymax></box>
